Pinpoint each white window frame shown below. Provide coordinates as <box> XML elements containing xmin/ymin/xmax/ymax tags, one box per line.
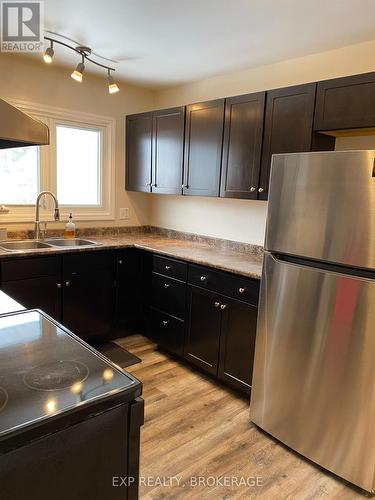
<box><xmin>1</xmin><ymin>98</ymin><xmax>115</xmax><ymax>222</ymax></box>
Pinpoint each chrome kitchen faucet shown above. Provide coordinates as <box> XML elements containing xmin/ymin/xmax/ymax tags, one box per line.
<box><xmin>34</xmin><ymin>191</ymin><xmax>60</xmax><ymax>239</ymax></box>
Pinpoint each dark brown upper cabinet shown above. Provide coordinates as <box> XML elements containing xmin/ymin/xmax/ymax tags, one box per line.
<box><xmin>126</xmin><ymin>112</ymin><xmax>153</xmax><ymax>192</ymax></box>
<box><xmin>152</xmin><ymin>107</ymin><xmax>185</xmax><ymax>195</ymax></box>
<box><xmin>220</xmin><ymin>92</ymin><xmax>265</xmax><ymax>199</ymax></box>
<box><xmin>314</xmin><ymin>72</ymin><xmax>375</xmax><ymax>131</ymax></box>
<box><xmin>258</xmin><ymin>83</ymin><xmax>316</xmax><ymax>200</ymax></box>
<box><xmin>183</xmin><ymin>99</ymin><xmax>225</xmax><ymax>197</ymax></box>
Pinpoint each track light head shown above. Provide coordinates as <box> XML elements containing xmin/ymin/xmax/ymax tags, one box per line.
<box><xmin>43</xmin><ymin>42</ymin><xmax>54</xmax><ymax>63</ymax></box>
<box><xmin>71</xmin><ymin>56</ymin><xmax>85</xmax><ymax>82</ymax></box>
<box><xmin>107</xmin><ymin>70</ymin><xmax>120</xmax><ymax>94</ymax></box>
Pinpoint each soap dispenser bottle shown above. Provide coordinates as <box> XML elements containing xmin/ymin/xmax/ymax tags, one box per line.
<box><xmin>64</xmin><ymin>213</ymin><xmax>76</xmax><ymax>239</ymax></box>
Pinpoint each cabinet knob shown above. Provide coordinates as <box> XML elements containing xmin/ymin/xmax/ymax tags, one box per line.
<box><xmin>200</xmin><ymin>276</ymin><xmax>207</xmax><ymax>282</ymax></box>
<box><xmin>214</xmin><ymin>301</ymin><xmax>221</xmax><ymax>308</ymax></box>
<box><xmin>152</xmin><ymin>183</ymin><xmax>157</xmax><ymax>187</ymax></box>
<box><xmin>220</xmin><ymin>304</ymin><xmax>227</xmax><ymax>310</ymax></box>
<box><xmin>258</xmin><ymin>187</ymin><xmax>264</xmax><ymax>193</ymax></box>
<box><xmin>164</xmin><ymin>283</ymin><xmax>171</xmax><ymax>289</ymax></box>
<box><xmin>162</xmin><ymin>320</ymin><xmax>169</xmax><ymax>326</ymax></box>
<box><xmin>165</xmin><ymin>265</ymin><xmax>171</xmax><ymax>271</ymax></box>
<box><xmin>118</xmin><ymin>259</ymin><xmax>123</xmax><ymax>265</ymax></box>
<box><xmin>182</xmin><ymin>184</ymin><xmax>189</xmax><ymax>189</ymax></box>
<box><xmin>249</xmin><ymin>187</ymin><xmax>256</xmax><ymax>192</ymax></box>
<box><xmin>57</xmin><ymin>283</ymin><xmax>62</xmax><ymax>289</ymax></box>
<box><xmin>238</xmin><ymin>287</ymin><xmax>246</xmax><ymax>294</ymax></box>
<box><xmin>146</xmin><ymin>182</ymin><xmax>152</xmax><ymax>186</ymax></box>
<box><xmin>65</xmin><ymin>281</ymin><xmax>70</xmax><ymax>287</ymax></box>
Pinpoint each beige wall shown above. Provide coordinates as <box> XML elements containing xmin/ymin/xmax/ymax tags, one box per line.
<box><xmin>150</xmin><ymin>39</ymin><xmax>375</xmax><ymax>245</ymax></box>
<box><xmin>2</xmin><ymin>39</ymin><xmax>375</xmax><ymax>242</ymax></box>
<box><xmin>0</xmin><ymin>53</ymin><xmax>155</xmax><ymax>231</ymax></box>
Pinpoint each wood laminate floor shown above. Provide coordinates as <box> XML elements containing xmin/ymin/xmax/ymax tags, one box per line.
<box><xmin>117</xmin><ymin>335</ymin><xmax>367</xmax><ymax>500</ymax></box>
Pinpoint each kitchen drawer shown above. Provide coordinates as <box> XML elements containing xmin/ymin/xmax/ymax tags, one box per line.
<box><xmin>188</xmin><ymin>264</ymin><xmax>260</xmax><ymax>305</ymax></box>
<box><xmin>1</xmin><ymin>256</ymin><xmax>59</xmax><ymax>281</ymax></box>
<box><xmin>151</xmin><ymin>272</ymin><xmax>186</xmax><ymax>319</ymax></box>
<box><xmin>152</xmin><ymin>255</ymin><xmax>187</xmax><ymax>282</ymax></box>
<box><xmin>63</xmin><ymin>251</ymin><xmax>114</xmax><ymax>278</ymax></box>
<box><xmin>150</xmin><ymin>307</ymin><xmax>185</xmax><ymax>356</ymax></box>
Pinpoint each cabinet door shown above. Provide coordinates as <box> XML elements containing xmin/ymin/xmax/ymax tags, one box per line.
<box><xmin>220</xmin><ymin>92</ymin><xmax>265</xmax><ymax>199</ymax></box>
<box><xmin>116</xmin><ymin>249</ymin><xmax>142</xmax><ymax>330</ymax></box>
<box><xmin>259</xmin><ymin>83</ymin><xmax>316</xmax><ymax>200</ymax></box>
<box><xmin>184</xmin><ymin>286</ymin><xmax>221</xmax><ymax>375</ymax></box>
<box><xmin>152</xmin><ymin>107</ymin><xmax>185</xmax><ymax>194</ymax></box>
<box><xmin>1</xmin><ymin>276</ymin><xmax>61</xmax><ymax>321</ymax></box>
<box><xmin>149</xmin><ymin>307</ymin><xmax>185</xmax><ymax>356</ymax></box>
<box><xmin>62</xmin><ymin>252</ymin><xmax>115</xmax><ymax>341</ymax></box>
<box><xmin>218</xmin><ymin>298</ymin><xmax>257</xmax><ymax>394</ymax></box>
<box><xmin>314</xmin><ymin>72</ymin><xmax>375</xmax><ymax>131</ymax></box>
<box><xmin>126</xmin><ymin>112</ymin><xmax>153</xmax><ymax>192</ymax></box>
<box><xmin>183</xmin><ymin>99</ymin><xmax>224</xmax><ymax>197</ymax></box>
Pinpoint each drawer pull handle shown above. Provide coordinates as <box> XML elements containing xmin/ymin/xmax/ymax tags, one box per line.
<box><xmin>165</xmin><ymin>265</ymin><xmax>171</xmax><ymax>271</ymax></box>
<box><xmin>238</xmin><ymin>287</ymin><xmax>246</xmax><ymax>294</ymax></box>
<box><xmin>65</xmin><ymin>281</ymin><xmax>70</xmax><ymax>287</ymax></box>
<box><xmin>200</xmin><ymin>276</ymin><xmax>207</xmax><ymax>282</ymax></box>
<box><xmin>57</xmin><ymin>283</ymin><xmax>62</xmax><ymax>289</ymax></box>
<box><xmin>214</xmin><ymin>301</ymin><xmax>221</xmax><ymax>308</ymax></box>
<box><xmin>164</xmin><ymin>283</ymin><xmax>171</xmax><ymax>289</ymax></box>
<box><xmin>220</xmin><ymin>304</ymin><xmax>227</xmax><ymax>310</ymax></box>
<box><xmin>162</xmin><ymin>320</ymin><xmax>169</xmax><ymax>326</ymax></box>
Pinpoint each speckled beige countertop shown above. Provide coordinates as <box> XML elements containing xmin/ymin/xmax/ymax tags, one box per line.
<box><xmin>0</xmin><ymin>233</ymin><xmax>263</xmax><ymax>280</ymax></box>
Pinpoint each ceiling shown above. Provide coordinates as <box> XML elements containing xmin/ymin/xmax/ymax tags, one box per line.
<box><xmin>40</xmin><ymin>0</ymin><xmax>375</xmax><ymax>87</ymax></box>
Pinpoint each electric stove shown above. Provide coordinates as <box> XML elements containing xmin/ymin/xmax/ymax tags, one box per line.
<box><xmin>0</xmin><ymin>309</ymin><xmax>143</xmax><ymax>500</ymax></box>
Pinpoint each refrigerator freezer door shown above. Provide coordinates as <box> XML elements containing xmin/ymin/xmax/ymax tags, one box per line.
<box><xmin>251</xmin><ymin>252</ymin><xmax>375</xmax><ymax>492</ymax></box>
<box><xmin>266</xmin><ymin>150</ymin><xmax>375</xmax><ymax>270</ymax></box>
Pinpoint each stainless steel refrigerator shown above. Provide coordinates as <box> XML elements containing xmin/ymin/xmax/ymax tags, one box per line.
<box><xmin>251</xmin><ymin>150</ymin><xmax>375</xmax><ymax>492</ymax></box>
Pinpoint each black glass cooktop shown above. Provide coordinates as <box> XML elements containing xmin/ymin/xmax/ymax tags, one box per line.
<box><xmin>0</xmin><ymin>310</ymin><xmax>136</xmax><ymax>438</ymax></box>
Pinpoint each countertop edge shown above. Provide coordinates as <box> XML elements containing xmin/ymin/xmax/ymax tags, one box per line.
<box><xmin>0</xmin><ymin>239</ymin><xmax>262</xmax><ymax>280</ymax></box>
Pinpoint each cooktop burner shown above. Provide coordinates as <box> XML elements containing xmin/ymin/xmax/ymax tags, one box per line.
<box><xmin>0</xmin><ymin>387</ymin><xmax>8</xmax><ymax>413</ymax></box>
<box><xmin>24</xmin><ymin>360</ymin><xmax>89</xmax><ymax>391</ymax></box>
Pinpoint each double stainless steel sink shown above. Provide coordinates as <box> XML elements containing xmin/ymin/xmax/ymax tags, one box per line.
<box><xmin>0</xmin><ymin>238</ymin><xmax>99</xmax><ymax>252</ymax></box>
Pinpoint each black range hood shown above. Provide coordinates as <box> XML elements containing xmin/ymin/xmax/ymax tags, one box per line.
<box><xmin>0</xmin><ymin>98</ymin><xmax>49</xmax><ymax>149</ymax></box>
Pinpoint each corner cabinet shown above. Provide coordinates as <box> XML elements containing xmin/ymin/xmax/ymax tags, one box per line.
<box><xmin>183</xmin><ymin>99</ymin><xmax>225</xmax><ymax>197</ymax></box>
<box><xmin>126</xmin><ymin>107</ymin><xmax>185</xmax><ymax>195</ymax></box>
<box><xmin>220</xmin><ymin>92</ymin><xmax>265</xmax><ymax>199</ymax></box>
<box><xmin>258</xmin><ymin>83</ymin><xmax>317</xmax><ymax>200</ymax></box>
<box><xmin>126</xmin><ymin>112</ymin><xmax>153</xmax><ymax>192</ymax></box>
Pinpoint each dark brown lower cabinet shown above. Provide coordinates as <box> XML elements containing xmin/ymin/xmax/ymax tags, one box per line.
<box><xmin>116</xmin><ymin>249</ymin><xmax>143</xmax><ymax>330</ymax></box>
<box><xmin>0</xmin><ymin>256</ymin><xmax>61</xmax><ymax>321</ymax></box>
<box><xmin>185</xmin><ymin>285</ymin><xmax>258</xmax><ymax>394</ymax></box>
<box><xmin>62</xmin><ymin>251</ymin><xmax>115</xmax><ymax>342</ymax></box>
<box><xmin>184</xmin><ymin>286</ymin><xmax>222</xmax><ymax>375</ymax></box>
<box><xmin>149</xmin><ymin>307</ymin><xmax>185</xmax><ymax>356</ymax></box>
<box><xmin>218</xmin><ymin>298</ymin><xmax>257</xmax><ymax>393</ymax></box>
<box><xmin>1</xmin><ymin>276</ymin><xmax>62</xmax><ymax>321</ymax></box>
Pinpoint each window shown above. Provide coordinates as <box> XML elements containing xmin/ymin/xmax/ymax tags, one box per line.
<box><xmin>56</xmin><ymin>125</ymin><xmax>101</xmax><ymax>206</ymax></box>
<box><xmin>0</xmin><ymin>100</ymin><xmax>115</xmax><ymax>221</ymax></box>
<box><xmin>0</xmin><ymin>146</ymin><xmax>39</xmax><ymax>204</ymax></box>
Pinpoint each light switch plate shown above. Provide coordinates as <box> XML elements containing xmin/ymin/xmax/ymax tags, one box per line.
<box><xmin>119</xmin><ymin>208</ymin><xmax>129</xmax><ymax>220</ymax></box>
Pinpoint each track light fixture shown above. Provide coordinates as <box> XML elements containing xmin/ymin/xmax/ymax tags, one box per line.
<box><xmin>107</xmin><ymin>69</ymin><xmax>120</xmax><ymax>94</ymax></box>
<box><xmin>43</xmin><ymin>40</ymin><xmax>54</xmax><ymax>63</ymax></box>
<box><xmin>71</xmin><ymin>54</ymin><xmax>85</xmax><ymax>82</ymax></box>
<box><xmin>43</xmin><ymin>36</ymin><xmax>120</xmax><ymax>94</ymax></box>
